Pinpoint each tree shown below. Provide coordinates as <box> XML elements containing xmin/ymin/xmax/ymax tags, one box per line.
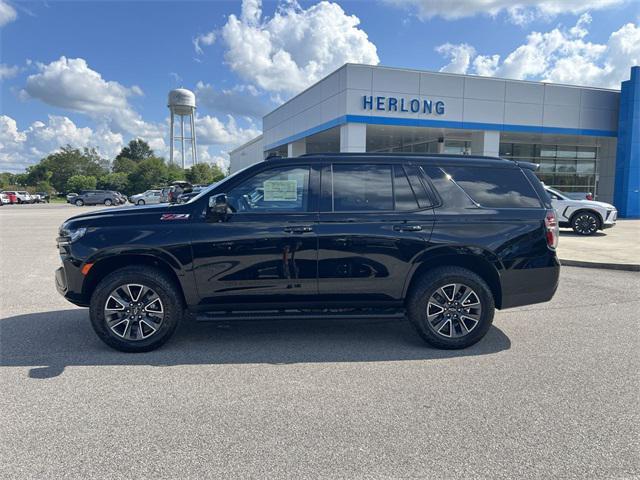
<box><xmin>38</xmin><ymin>146</ymin><xmax>108</xmax><ymax>192</ymax></box>
<box><xmin>97</xmin><ymin>172</ymin><xmax>129</xmax><ymax>193</ymax></box>
<box><xmin>185</xmin><ymin>163</ymin><xmax>225</xmax><ymax>185</ymax></box>
<box><xmin>112</xmin><ymin>156</ymin><xmax>137</xmax><ymax>175</ymax></box>
<box><xmin>35</xmin><ymin>181</ymin><xmax>53</xmax><ymax>194</ymax></box>
<box><xmin>25</xmin><ymin>163</ymin><xmax>52</xmax><ymax>186</ymax></box>
<box><xmin>116</xmin><ymin>139</ymin><xmax>154</xmax><ymax>162</ymax></box>
<box><xmin>166</xmin><ymin>163</ymin><xmax>185</xmax><ymax>183</ymax></box>
<box><xmin>127</xmin><ymin>157</ymin><xmax>168</xmax><ymax>194</ymax></box>
<box><xmin>0</xmin><ymin>172</ymin><xmax>16</xmax><ymax>188</ymax></box>
<box><xmin>66</xmin><ymin>175</ymin><xmax>97</xmax><ymax>193</ymax></box>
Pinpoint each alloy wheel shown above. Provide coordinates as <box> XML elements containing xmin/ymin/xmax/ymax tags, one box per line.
<box><xmin>104</xmin><ymin>283</ymin><xmax>164</xmax><ymax>341</ymax></box>
<box><xmin>426</xmin><ymin>283</ymin><xmax>482</xmax><ymax>338</ymax></box>
<box><xmin>574</xmin><ymin>214</ymin><xmax>598</xmax><ymax>235</ymax></box>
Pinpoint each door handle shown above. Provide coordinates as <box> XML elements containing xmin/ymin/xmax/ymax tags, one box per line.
<box><xmin>393</xmin><ymin>224</ymin><xmax>422</xmax><ymax>232</ymax></box>
<box><xmin>284</xmin><ymin>225</ymin><xmax>313</xmax><ymax>234</ymax></box>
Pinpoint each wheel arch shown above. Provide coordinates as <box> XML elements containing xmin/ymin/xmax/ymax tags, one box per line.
<box><xmin>82</xmin><ymin>253</ymin><xmax>187</xmax><ymax>307</ymax></box>
<box><xmin>404</xmin><ymin>250</ymin><xmax>503</xmax><ymax>309</ymax></box>
<box><xmin>569</xmin><ymin>208</ymin><xmax>603</xmax><ymax>229</ymax></box>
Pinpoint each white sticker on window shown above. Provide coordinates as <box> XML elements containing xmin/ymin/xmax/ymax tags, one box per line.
<box><xmin>263</xmin><ymin>180</ymin><xmax>297</xmax><ymax>201</ymax></box>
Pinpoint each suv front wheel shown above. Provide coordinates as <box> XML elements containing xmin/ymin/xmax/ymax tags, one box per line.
<box><xmin>407</xmin><ymin>267</ymin><xmax>495</xmax><ymax>349</ymax></box>
<box><xmin>89</xmin><ymin>266</ymin><xmax>183</xmax><ymax>352</ymax></box>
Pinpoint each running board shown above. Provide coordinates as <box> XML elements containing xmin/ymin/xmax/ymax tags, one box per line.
<box><xmin>196</xmin><ymin>308</ymin><xmax>406</xmax><ymax>322</ymax></box>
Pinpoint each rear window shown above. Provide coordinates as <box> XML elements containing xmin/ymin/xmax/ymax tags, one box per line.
<box><xmin>440</xmin><ymin>166</ymin><xmax>542</xmax><ymax>208</ymax></box>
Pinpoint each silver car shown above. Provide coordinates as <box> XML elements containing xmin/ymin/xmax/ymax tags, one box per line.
<box><xmin>130</xmin><ymin>189</ymin><xmax>163</xmax><ymax>206</ymax></box>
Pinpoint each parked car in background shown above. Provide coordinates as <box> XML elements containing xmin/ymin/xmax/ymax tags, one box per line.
<box><xmin>35</xmin><ymin>192</ymin><xmax>50</xmax><ymax>203</ymax></box>
<box><xmin>160</xmin><ymin>187</ymin><xmax>171</xmax><ymax>203</ymax></box>
<box><xmin>66</xmin><ymin>193</ymin><xmax>79</xmax><ymax>203</ymax></box>
<box><xmin>0</xmin><ymin>192</ymin><xmax>9</xmax><ymax>205</ymax></box>
<box><xmin>71</xmin><ymin>190</ymin><xmax>122</xmax><ymax>206</ymax></box>
<box><xmin>564</xmin><ymin>191</ymin><xmax>594</xmax><ymax>201</ymax></box>
<box><xmin>1</xmin><ymin>191</ymin><xmax>18</xmax><ymax>204</ymax></box>
<box><xmin>114</xmin><ymin>192</ymin><xmax>127</xmax><ymax>205</ymax></box>
<box><xmin>177</xmin><ymin>185</ymin><xmax>205</xmax><ymax>203</ymax></box>
<box><xmin>130</xmin><ymin>189</ymin><xmax>162</xmax><ymax>205</ymax></box>
<box><xmin>545</xmin><ymin>186</ymin><xmax>617</xmax><ymax>235</ymax></box>
<box><xmin>55</xmin><ymin>153</ymin><xmax>560</xmax><ymax>352</ymax></box>
<box><xmin>15</xmin><ymin>191</ymin><xmax>34</xmax><ymax>204</ymax></box>
<box><xmin>168</xmin><ymin>181</ymin><xmax>192</xmax><ymax>203</ymax></box>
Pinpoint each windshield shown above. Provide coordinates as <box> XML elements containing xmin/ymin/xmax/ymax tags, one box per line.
<box><xmin>184</xmin><ymin>164</ymin><xmax>254</xmax><ymax>204</ymax></box>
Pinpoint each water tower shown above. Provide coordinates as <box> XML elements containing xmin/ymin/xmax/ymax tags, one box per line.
<box><xmin>168</xmin><ymin>88</ymin><xmax>197</xmax><ymax>167</ymax></box>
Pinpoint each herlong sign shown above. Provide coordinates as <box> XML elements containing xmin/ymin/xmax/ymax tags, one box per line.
<box><xmin>362</xmin><ymin>95</ymin><xmax>445</xmax><ymax>115</ymax></box>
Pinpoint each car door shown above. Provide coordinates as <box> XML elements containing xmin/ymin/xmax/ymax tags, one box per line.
<box><xmin>191</xmin><ymin>163</ymin><xmax>320</xmax><ymax>308</ymax></box>
<box><xmin>315</xmin><ymin>162</ymin><xmax>434</xmax><ymax>305</ymax></box>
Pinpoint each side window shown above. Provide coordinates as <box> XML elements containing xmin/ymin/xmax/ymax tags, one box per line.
<box><xmin>404</xmin><ymin>165</ymin><xmax>433</xmax><ymax>208</ymax></box>
<box><xmin>332</xmin><ymin>164</ymin><xmax>393</xmax><ymax>211</ymax></box>
<box><xmin>442</xmin><ymin>166</ymin><xmax>542</xmax><ymax>208</ymax></box>
<box><xmin>227</xmin><ymin>166</ymin><xmax>310</xmax><ymax>213</ymax></box>
<box><xmin>422</xmin><ymin>166</ymin><xmax>476</xmax><ymax>209</ymax></box>
<box><xmin>393</xmin><ymin>165</ymin><xmax>419</xmax><ymax>210</ymax></box>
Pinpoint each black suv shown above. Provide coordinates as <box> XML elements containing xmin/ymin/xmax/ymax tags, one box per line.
<box><xmin>56</xmin><ymin>154</ymin><xmax>560</xmax><ymax>352</ymax></box>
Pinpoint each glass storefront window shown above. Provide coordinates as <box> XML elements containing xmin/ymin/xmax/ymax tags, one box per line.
<box><xmin>512</xmin><ymin>144</ymin><xmax>536</xmax><ymax>158</ymax></box>
<box><xmin>576</xmin><ymin>161</ymin><xmax>596</xmax><ymax>174</ymax></box>
<box><xmin>555</xmin><ymin>159</ymin><xmax>577</xmax><ymax>173</ymax></box>
<box><xmin>577</xmin><ymin>147</ymin><xmax>597</xmax><ymax>159</ymax></box>
<box><xmin>499</xmin><ymin>143</ymin><xmax>513</xmax><ymax>156</ymax></box>
<box><xmin>556</xmin><ymin>146</ymin><xmax>577</xmax><ymax>158</ymax></box>
<box><xmin>540</xmin><ymin>145</ymin><xmax>557</xmax><ymax>157</ymax></box>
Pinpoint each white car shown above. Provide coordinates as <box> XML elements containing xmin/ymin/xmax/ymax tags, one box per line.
<box><xmin>15</xmin><ymin>191</ymin><xmax>33</xmax><ymax>204</ymax></box>
<box><xmin>545</xmin><ymin>187</ymin><xmax>617</xmax><ymax>235</ymax></box>
<box><xmin>129</xmin><ymin>189</ymin><xmax>162</xmax><ymax>206</ymax></box>
<box><xmin>0</xmin><ymin>192</ymin><xmax>9</xmax><ymax>205</ymax></box>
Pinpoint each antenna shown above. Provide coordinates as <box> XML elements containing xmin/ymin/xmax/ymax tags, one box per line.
<box><xmin>168</xmin><ymin>88</ymin><xmax>197</xmax><ymax>167</ymax></box>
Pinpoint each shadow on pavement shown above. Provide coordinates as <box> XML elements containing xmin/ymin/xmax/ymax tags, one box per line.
<box><xmin>559</xmin><ymin>229</ymin><xmax>606</xmax><ymax>237</ymax></box>
<box><xmin>0</xmin><ymin>309</ymin><xmax>510</xmax><ymax>379</ymax></box>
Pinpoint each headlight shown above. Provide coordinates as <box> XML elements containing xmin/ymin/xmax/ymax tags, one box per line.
<box><xmin>57</xmin><ymin>224</ymin><xmax>87</xmax><ymax>246</ymax></box>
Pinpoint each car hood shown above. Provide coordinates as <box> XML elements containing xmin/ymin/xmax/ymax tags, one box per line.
<box><xmin>575</xmin><ymin>199</ymin><xmax>615</xmax><ymax>209</ymax></box>
<box><xmin>62</xmin><ymin>203</ymin><xmax>194</xmax><ymax>228</ymax></box>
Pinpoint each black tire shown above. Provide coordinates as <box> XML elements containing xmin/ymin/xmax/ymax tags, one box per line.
<box><xmin>137</xmin><ymin>199</ymin><xmax>145</xmax><ymax>206</ymax></box>
<box><xmin>89</xmin><ymin>266</ymin><xmax>184</xmax><ymax>352</ymax></box>
<box><xmin>104</xmin><ymin>198</ymin><xmax>113</xmax><ymax>206</ymax></box>
<box><xmin>75</xmin><ymin>199</ymin><xmax>84</xmax><ymax>206</ymax></box>
<box><xmin>571</xmin><ymin>211</ymin><xmax>600</xmax><ymax>235</ymax></box>
<box><xmin>407</xmin><ymin>266</ymin><xmax>495</xmax><ymax>349</ymax></box>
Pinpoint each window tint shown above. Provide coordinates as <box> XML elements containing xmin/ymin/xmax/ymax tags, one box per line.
<box><xmin>393</xmin><ymin>165</ymin><xmax>419</xmax><ymax>210</ymax></box>
<box><xmin>442</xmin><ymin>166</ymin><xmax>541</xmax><ymax>208</ymax></box>
<box><xmin>227</xmin><ymin>166</ymin><xmax>310</xmax><ymax>213</ymax></box>
<box><xmin>404</xmin><ymin>165</ymin><xmax>432</xmax><ymax>208</ymax></box>
<box><xmin>422</xmin><ymin>166</ymin><xmax>476</xmax><ymax>209</ymax></box>
<box><xmin>333</xmin><ymin>164</ymin><xmax>392</xmax><ymax>211</ymax></box>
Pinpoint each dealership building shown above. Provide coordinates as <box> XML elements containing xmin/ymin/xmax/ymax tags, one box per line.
<box><xmin>230</xmin><ymin>64</ymin><xmax>639</xmax><ymax>217</ymax></box>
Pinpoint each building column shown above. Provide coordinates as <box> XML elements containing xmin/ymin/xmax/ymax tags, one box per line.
<box><xmin>614</xmin><ymin>66</ymin><xmax>640</xmax><ymax>218</ymax></box>
<box><xmin>287</xmin><ymin>139</ymin><xmax>306</xmax><ymax>157</ymax></box>
<box><xmin>340</xmin><ymin>123</ymin><xmax>366</xmax><ymax>152</ymax></box>
<box><xmin>470</xmin><ymin>130</ymin><xmax>500</xmax><ymax>157</ymax></box>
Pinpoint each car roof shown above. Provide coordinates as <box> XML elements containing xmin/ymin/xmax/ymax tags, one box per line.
<box><xmin>267</xmin><ymin>152</ymin><xmax>526</xmax><ymax>169</ymax></box>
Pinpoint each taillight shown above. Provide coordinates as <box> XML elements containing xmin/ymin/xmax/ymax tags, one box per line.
<box><xmin>586</xmin><ymin>193</ymin><xmax>593</xmax><ymax>200</ymax></box>
<box><xmin>545</xmin><ymin>209</ymin><xmax>559</xmax><ymax>249</ymax></box>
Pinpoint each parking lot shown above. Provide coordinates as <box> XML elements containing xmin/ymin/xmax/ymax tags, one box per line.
<box><xmin>1</xmin><ymin>203</ymin><xmax>638</xmax><ymax>479</ymax></box>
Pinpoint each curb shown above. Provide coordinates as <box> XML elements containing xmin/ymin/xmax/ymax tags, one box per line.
<box><xmin>560</xmin><ymin>258</ymin><xmax>640</xmax><ymax>272</ymax></box>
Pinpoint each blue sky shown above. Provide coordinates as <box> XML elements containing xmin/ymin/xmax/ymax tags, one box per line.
<box><xmin>1</xmin><ymin>0</ymin><xmax>638</xmax><ymax>172</ymax></box>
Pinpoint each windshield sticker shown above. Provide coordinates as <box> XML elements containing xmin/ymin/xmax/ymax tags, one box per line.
<box><xmin>263</xmin><ymin>180</ymin><xmax>297</xmax><ymax>201</ymax></box>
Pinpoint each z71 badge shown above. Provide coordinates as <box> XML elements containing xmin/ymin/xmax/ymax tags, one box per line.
<box><xmin>160</xmin><ymin>213</ymin><xmax>190</xmax><ymax>221</ymax></box>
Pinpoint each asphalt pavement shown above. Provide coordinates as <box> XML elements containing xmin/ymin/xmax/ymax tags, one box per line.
<box><xmin>1</xmin><ymin>203</ymin><xmax>638</xmax><ymax>479</ymax></box>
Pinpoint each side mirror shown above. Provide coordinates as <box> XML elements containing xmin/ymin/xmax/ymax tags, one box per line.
<box><xmin>208</xmin><ymin>193</ymin><xmax>229</xmax><ymax>221</ymax></box>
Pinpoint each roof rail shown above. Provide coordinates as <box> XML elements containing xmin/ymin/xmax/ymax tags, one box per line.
<box><xmin>298</xmin><ymin>152</ymin><xmax>505</xmax><ymax>161</ymax></box>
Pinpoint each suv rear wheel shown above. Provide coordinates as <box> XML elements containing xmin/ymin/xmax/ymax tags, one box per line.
<box><xmin>407</xmin><ymin>267</ymin><xmax>495</xmax><ymax>349</ymax></box>
<box><xmin>75</xmin><ymin>199</ymin><xmax>84</xmax><ymax>206</ymax></box>
<box><xmin>89</xmin><ymin>266</ymin><xmax>183</xmax><ymax>352</ymax></box>
<box><xmin>571</xmin><ymin>211</ymin><xmax>599</xmax><ymax>235</ymax></box>
<box><xmin>104</xmin><ymin>198</ymin><xmax>113</xmax><ymax>206</ymax></box>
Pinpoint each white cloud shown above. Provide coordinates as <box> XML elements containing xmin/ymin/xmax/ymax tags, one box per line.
<box><xmin>196</xmin><ymin>114</ymin><xmax>261</xmax><ymax>148</ymax></box>
<box><xmin>0</xmin><ymin>0</ymin><xmax>17</xmax><ymax>27</ymax></box>
<box><xmin>436</xmin><ymin>16</ymin><xmax>640</xmax><ymax>89</ymax></box>
<box><xmin>195</xmin><ymin>81</ymin><xmax>272</xmax><ymax>119</ymax></box>
<box><xmin>193</xmin><ymin>31</ymin><xmax>216</xmax><ymax>55</ymax></box>
<box><xmin>0</xmin><ymin>63</ymin><xmax>20</xmax><ymax>80</ymax></box>
<box><xmin>220</xmin><ymin>0</ymin><xmax>379</xmax><ymax>94</ymax></box>
<box><xmin>21</xmin><ymin>56</ymin><xmax>164</xmax><ymax>144</ymax></box>
<box><xmin>436</xmin><ymin>43</ymin><xmax>476</xmax><ymax>74</ymax></box>
<box><xmin>385</xmin><ymin>0</ymin><xmax>627</xmax><ymax>24</ymax></box>
<box><xmin>0</xmin><ymin>115</ymin><xmax>124</xmax><ymax>172</ymax></box>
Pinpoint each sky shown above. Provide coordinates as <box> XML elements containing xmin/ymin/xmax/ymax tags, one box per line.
<box><xmin>1</xmin><ymin>0</ymin><xmax>638</xmax><ymax>173</ymax></box>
